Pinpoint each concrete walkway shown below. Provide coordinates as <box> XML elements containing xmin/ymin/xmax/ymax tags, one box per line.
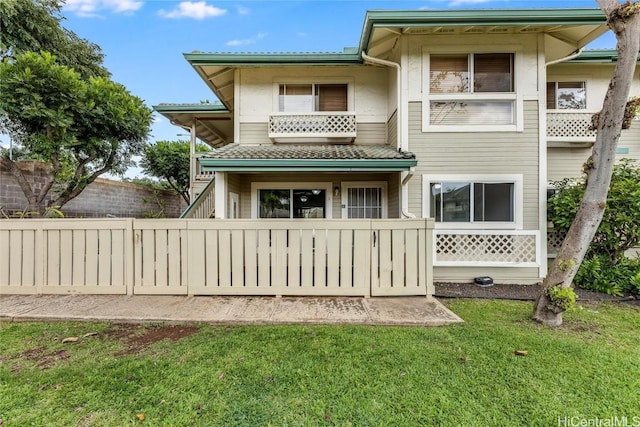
<box><xmin>0</xmin><ymin>294</ymin><xmax>462</xmax><ymax>326</ymax></box>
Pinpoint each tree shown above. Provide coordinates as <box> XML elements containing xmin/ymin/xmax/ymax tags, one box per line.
<box><xmin>0</xmin><ymin>51</ymin><xmax>153</xmax><ymax>215</ymax></box>
<box><xmin>139</xmin><ymin>140</ymin><xmax>209</xmax><ymax>204</ymax></box>
<box><xmin>0</xmin><ymin>0</ymin><xmax>108</xmax><ymax>78</ymax></box>
<box><xmin>533</xmin><ymin>0</ymin><xmax>640</xmax><ymax>326</ymax></box>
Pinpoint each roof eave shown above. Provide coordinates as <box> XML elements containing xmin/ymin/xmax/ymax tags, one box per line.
<box><xmin>358</xmin><ymin>8</ymin><xmax>607</xmax><ymax>52</ymax></box>
<box><xmin>200</xmin><ymin>158</ymin><xmax>417</xmax><ymax>172</ymax></box>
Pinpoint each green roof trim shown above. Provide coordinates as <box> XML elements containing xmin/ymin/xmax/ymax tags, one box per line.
<box><xmin>184</xmin><ymin>51</ymin><xmax>363</xmax><ymax>66</ymax></box>
<box><xmin>152</xmin><ymin>103</ymin><xmax>230</xmax><ymax>113</ymax></box>
<box><xmin>199</xmin><ymin>158</ymin><xmax>417</xmax><ymax>172</ymax></box>
<box><xmin>569</xmin><ymin>49</ymin><xmax>640</xmax><ymax>63</ymax></box>
<box><xmin>358</xmin><ymin>8</ymin><xmax>606</xmax><ymax>52</ymax></box>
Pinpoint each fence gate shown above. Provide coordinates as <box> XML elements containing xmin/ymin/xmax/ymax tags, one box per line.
<box><xmin>370</xmin><ymin>220</ymin><xmax>430</xmax><ymax>296</ymax></box>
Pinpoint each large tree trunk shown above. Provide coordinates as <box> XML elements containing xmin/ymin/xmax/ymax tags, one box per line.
<box><xmin>533</xmin><ymin>0</ymin><xmax>640</xmax><ymax>326</ymax></box>
<box><xmin>0</xmin><ymin>156</ymin><xmax>57</xmax><ymax>216</ymax></box>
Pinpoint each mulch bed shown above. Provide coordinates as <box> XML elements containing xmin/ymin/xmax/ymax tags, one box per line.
<box><xmin>434</xmin><ymin>282</ymin><xmax>634</xmax><ymax>302</ymax></box>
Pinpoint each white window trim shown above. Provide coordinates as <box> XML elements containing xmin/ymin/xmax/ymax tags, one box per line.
<box><xmin>273</xmin><ymin>78</ymin><xmax>355</xmax><ymax>112</ymax></box>
<box><xmin>547</xmin><ymin>80</ymin><xmax>587</xmax><ymax>110</ymax></box>
<box><xmin>422</xmin><ymin>47</ymin><xmax>524</xmax><ymax>133</ymax></box>
<box><xmin>340</xmin><ymin>181</ymin><xmax>388</xmax><ymax>219</ymax></box>
<box><xmin>422</xmin><ymin>174</ymin><xmax>523</xmax><ymax>229</ymax></box>
<box><xmin>251</xmin><ymin>182</ymin><xmax>333</xmax><ymax>219</ymax></box>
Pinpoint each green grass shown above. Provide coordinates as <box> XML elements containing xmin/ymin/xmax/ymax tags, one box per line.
<box><xmin>1</xmin><ymin>300</ymin><xmax>639</xmax><ymax>426</ymax></box>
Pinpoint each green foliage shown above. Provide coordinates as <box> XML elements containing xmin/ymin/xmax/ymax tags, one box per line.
<box><xmin>2</xmin><ymin>301</ymin><xmax>640</xmax><ymax>425</ymax></box>
<box><xmin>0</xmin><ymin>51</ymin><xmax>153</xmax><ymax>212</ymax></box>
<box><xmin>546</xmin><ymin>285</ymin><xmax>577</xmax><ymax>312</ymax></box>
<box><xmin>575</xmin><ymin>254</ymin><xmax>640</xmax><ymax>296</ymax></box>
<box><xmin>0</xmin><ymin>0</ymin><xmax>108</xmax><ymax>78</ymax></box>
<box><xmin>549</xmin><ymin>160</ymin><xmax>640</xmax><ymax>295</ymax></box>
<box><xmin>549</xmin><ymin>159</ymin><xmax>640</xmax><ymax>262</ymax></box>
<box><xmin>139</xmin><ymin>140</ymin><xmax>209</xmax><ymax>204</ymax></box>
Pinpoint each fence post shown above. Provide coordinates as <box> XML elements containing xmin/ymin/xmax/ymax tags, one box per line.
<box><xmin>35</xmin><ymin>221</ymin><xmax>45</xmax><ymax>295</ymax></box>
<box><xmin>125</xmin><ymin>218</ymin><xmax>135</xmax><ymax>296</ymax></box>
<box><xmin>425</xmin><ymin>219</ymin><xmax>434</xmax><ymax>297</ymax></box>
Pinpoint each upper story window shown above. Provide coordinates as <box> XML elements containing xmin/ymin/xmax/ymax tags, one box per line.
<box><xmin>546</xmin><ymin>81</ymin><xmax>586</xmax><ymax>110</ymax></box>
<box><xmin>424</xmin><ymin>52</ymin><xmax>520</xmax><ymax>131</ymax></box>
<box><xmin>279</xmin><ymin>84</ymin><xmax>347</xmax><ymax>112</ymax></box>
<box><xmin>430</xmin><ymin>53</ymin><xmax>514</xmax><ymax>93</ymax></box>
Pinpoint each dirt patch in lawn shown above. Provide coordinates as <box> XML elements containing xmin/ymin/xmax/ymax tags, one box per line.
<box><xmin>109</xmin><ymin>323</ymin><xmax>200</xmax><ymax>356</ymax></box>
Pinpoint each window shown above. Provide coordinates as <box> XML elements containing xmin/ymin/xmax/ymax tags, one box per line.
<box><xmin>279</xmin><ymin>84</ymin><xmax>347</xmax><ymax>112</ymax></box>
<box><xmin>423</xmin><ymin>175</ymin><xmax>522</xmax><ymax>228</ymax></box>
<box><xmin>546</xmin><ymin>81</ymin><xmax>586</xmax><ymax>109</ymax></box>
<box><xmin>430</xmin><ymin>53</ymin><xmax>514</xmax><ymax>93</ymax></box>
<box><xmin>252</xmin><ymin>183</ymin><xmax>332</xmax><ymax>219</ymax></box>
<box><xmin>426</xmin><ymin>52</ymin><xmax>518</xmax><ymax>129</ymax></box>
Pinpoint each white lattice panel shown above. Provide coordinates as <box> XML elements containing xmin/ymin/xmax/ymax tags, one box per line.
<box><xmin>547</xmin><ymin>111</ymin><xmax>597</xmax><ymax>140</ymax></box>
<box><xmin>435</xmin><ymin>232</ymin><xmax>538</xmax><ymax>265</ymax></box>
<box><xmin>547</xmin><ymin>229</ymin><xmax>565</xmax><ymax>256</ymax></box>
<box><xmin>269</xmin><ymin>113</ymin><xmax>356</xmax><ymax>136</ymax></box>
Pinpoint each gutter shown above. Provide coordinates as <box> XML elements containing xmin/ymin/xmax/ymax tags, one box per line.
<box><xmin>362</xmin><ymin>51</ymin><xmax>415</xmax><ymax>218</ymax></box>
<box><xmin>545</xmin><ymin>48</ymin><xmax>584</xmax><ymax>67</ymax></box>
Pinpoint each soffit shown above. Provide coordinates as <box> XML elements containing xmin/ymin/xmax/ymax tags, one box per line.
<box><xmin>152</xmin><ymin>104</ymin><xmax>233</xmax><ymax>148</ymax></box>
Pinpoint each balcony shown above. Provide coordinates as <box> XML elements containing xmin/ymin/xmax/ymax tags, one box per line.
<box><xmin>268</xmin><ymin>112</ymin><xmax>357</xmax><ymax>143</ymax></box>
<box><xmin>547</xmin><ymin>110</ymin><xmax>598</xmax><ymax>145</ymax></box>
<box><xmin>192</xmin><ymin>152</ymin><xmax>215</xmax><ymax>182</ymax></box>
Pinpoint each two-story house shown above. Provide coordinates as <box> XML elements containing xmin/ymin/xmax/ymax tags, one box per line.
<box><xmin>155</xmin><ymin>8</ymin><xmax>639</xmax><ymax>287</ymax></box>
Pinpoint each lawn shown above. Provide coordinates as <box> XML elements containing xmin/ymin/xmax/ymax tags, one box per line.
<box><xmin>1</xmin><ymin>299</ymin><xmax>639</xmax><ymax>426</ymax></box>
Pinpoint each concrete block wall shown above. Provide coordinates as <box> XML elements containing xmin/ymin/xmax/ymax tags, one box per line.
<box><xmin>1</xmin><ymin>161</ymin><xmax>187</xmax><ymax>218</ymax></box>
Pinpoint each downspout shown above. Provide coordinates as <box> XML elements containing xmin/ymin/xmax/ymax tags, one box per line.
<box><xmin>545</xmin><ymin>48</ymin><xmax>583</xmax><ymax>67</ymax></box>
<box><xmin>362</xmin><ymin>51</ymin><xmax>416</xmax><ymax>218</ymax></box>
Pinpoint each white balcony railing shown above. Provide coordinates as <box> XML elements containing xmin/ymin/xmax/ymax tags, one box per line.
<box><xmin>547</xmin><ymin>110</ymin><xmax>598</xmax><ymax>143</ymax></box>
<box><xmin>268</xmin><ymin>112</ymin><xmax>357</xmax><ymax>141</ymax></box>
<box><xmin>193</xmin><ymin>152</ymin><xmax>215</xmax><ymax>182</ymax></box>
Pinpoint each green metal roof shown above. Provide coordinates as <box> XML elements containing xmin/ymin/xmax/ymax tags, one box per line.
<box><xmin>152</xmin><ymin>103</ymin><xmax>229</xmax><ymax>113</ymax></box>
<box><xmin>568</xmin><ymin>49</ymin><xmax>640</xmax><ymax>63</ymax></box>
<box><xmin>199</xmin><ymin>144</ymin><xmax>417</xmax><ymax>172</ymax></box>
<box><xmin>184</xmin><ymin>49</ymin><xmax>363</xmax><ymax>66</ymax></box>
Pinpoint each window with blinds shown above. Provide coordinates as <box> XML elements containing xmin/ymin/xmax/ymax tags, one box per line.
<box><xmin>428</xmin><ymin>53</ymin><xmax>516</xmax><ymax>127</ymax></box>
<box><xmin>546</xmin><ymin>81</ymin><xmax>586</xmax><ymax>109</ymax></box>
<box><xmin>279</xmin><ymin>84</ymin><xmax>347</xmax><ymax>112</ymax></box>
<box><xmin>430</xmin><ymin>53</ymin><xmax>513</xmax><ymax>93</ymax></box>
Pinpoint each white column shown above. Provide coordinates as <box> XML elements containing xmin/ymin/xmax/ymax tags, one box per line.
<box><xmin>214</xmin><ymin>171</ymin><xmax>226</xmax><ymax>219</ymax></box>
<box><xmin>189</xmin><ymin>121</ymin><xmax>196</xmax><ymax>202</ymax></box>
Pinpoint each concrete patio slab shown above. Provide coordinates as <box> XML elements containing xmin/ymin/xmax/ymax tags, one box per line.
<box><xmin>0</xmin><ymin>294</ymin><xmax>463</xmax><ymax>326</ymax></box>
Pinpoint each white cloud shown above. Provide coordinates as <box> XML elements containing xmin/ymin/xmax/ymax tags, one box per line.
<box><xmin>237</xmin><ymin>6</ymin><xmax>250</xmax><ymax>15</ymax></box>
<box><xmin>226</xmin><ymin>32</ymin><xmax>267</xmax><ymax>47</ymax></box>
<box><xmin>64</xmin><ymin>0</ymin><xmax>142</xmax><ymax>17</ymax></box>
<box><xmin>158</xmin><ymin>1</ymin><xmax>227</xmax><ymax>20</ymax></box>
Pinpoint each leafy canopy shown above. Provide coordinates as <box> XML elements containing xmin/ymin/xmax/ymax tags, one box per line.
<box><xmin>0</xmin><ymin>0</ymin><xmax>108</xmax><ymax>78</ymax></box>
<box><xmin>0</xmin><ymin>51</ymin><xmax>153</xmax><ymax>211</ymax></box>
<box><xmin>140</xmin><ymin>140</ymin><xmax>209</xmax><ymax>204</ymax></box>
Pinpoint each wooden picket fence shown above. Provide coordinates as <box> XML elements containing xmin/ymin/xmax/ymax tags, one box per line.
<box><xmin>0</xmin><ymin>218</ymin><xmax>434</xmax><ymax>297</ymax></box>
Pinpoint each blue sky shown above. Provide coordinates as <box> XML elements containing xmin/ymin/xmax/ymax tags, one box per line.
<box><xmin>1</xmin><ymin>0</ymin><xmax>619</xmax><ymax>177</ymax></box>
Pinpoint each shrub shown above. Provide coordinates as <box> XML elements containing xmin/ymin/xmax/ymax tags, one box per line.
<box><xmin>574</xmin><ymin>254</ymin><xmax>640</xmax><ymax>296</ymax></box>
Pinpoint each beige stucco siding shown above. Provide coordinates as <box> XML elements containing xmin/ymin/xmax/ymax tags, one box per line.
<box><xmin>406</xmin><ymin>100</ymin><xmax>540</xmax><ymax>229</ymax></box>
<box><xmin>548</xmin><ymin>121</ymin><xmax>640</xmax><ymax>182</ymax></box>
<box><xmin>546</xmin><ymin>64</ymin><xmax>640</xmax><ymax>111</ymax></box>
<box><xmin>237</xmin><ymin>66</ymin><xmax>390</xmax><ymax>124</ymax></box>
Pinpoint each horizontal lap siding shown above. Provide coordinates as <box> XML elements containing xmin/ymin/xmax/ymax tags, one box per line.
<box><xmin>234</xmin><ymin>172</ymin><xmax>399</xmax><ymax>219</ymax></box>
<box><xmin>407</xmin><ymin>101</ymin><xmax>540</xmax><ymax>229</ymax></box>
<box><xmin>548</xmin><ymin>121</ymin><xmax>640</xmax><ymax>182</ymax></box>
<box><xmin>434</xmin><ymin>267</ymin><xmax>540</xmax><ymax>285</ymax></box>
<box><xmin>406</xmin><ymin>101</ymin><xmax>541</xmax><ymax>284</ymax></box>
